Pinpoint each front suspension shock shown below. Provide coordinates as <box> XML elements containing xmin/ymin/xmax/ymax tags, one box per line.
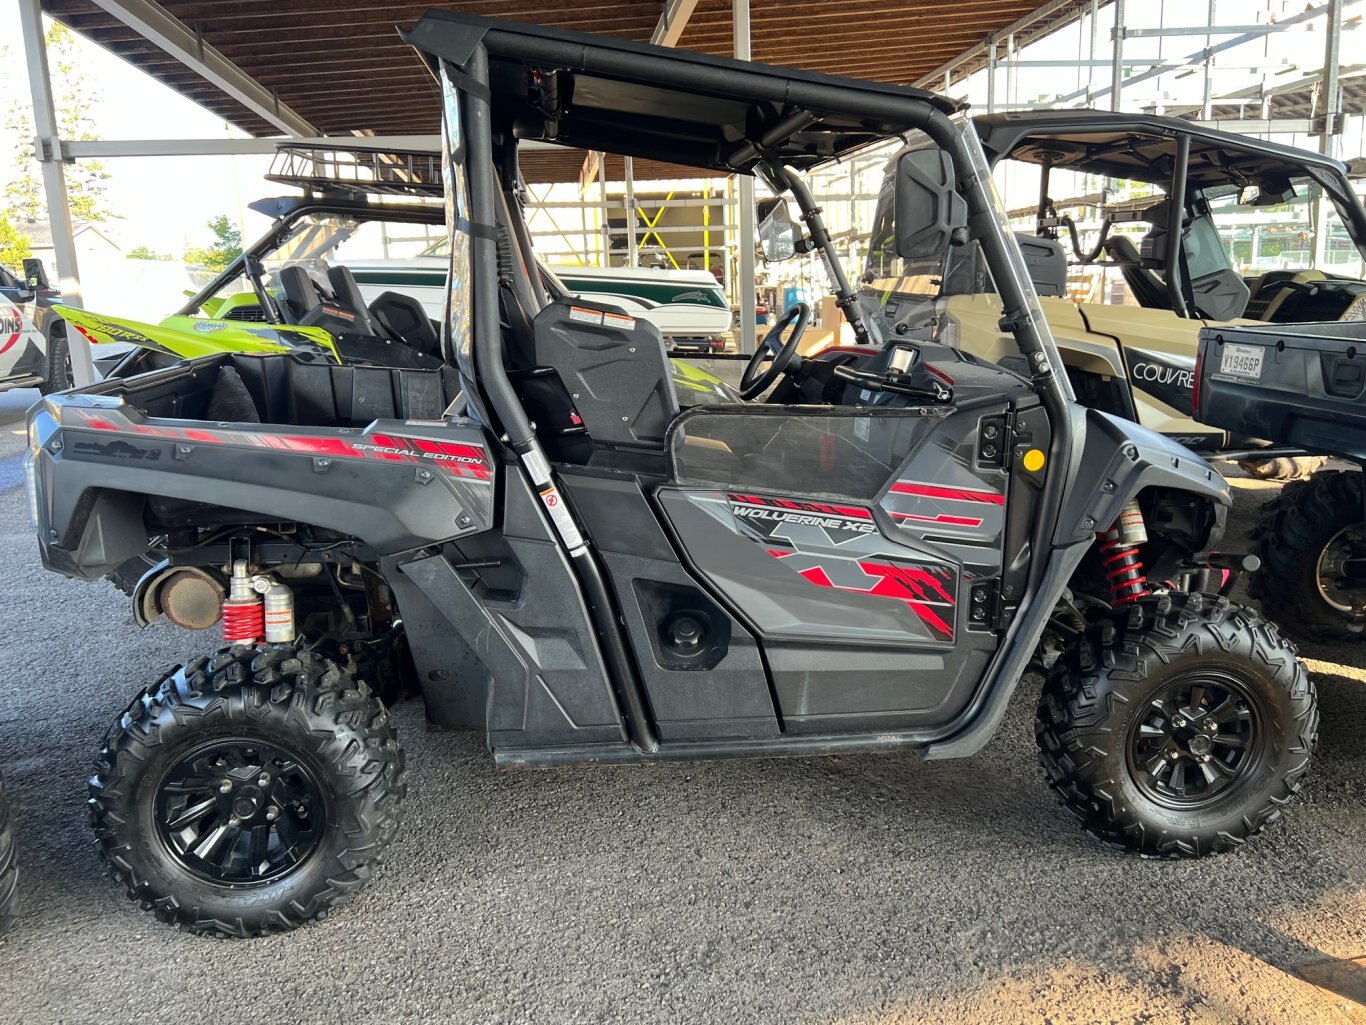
<box><xmin>1097</xmin><ymin>500</ymin><xmax>1151</xmax><ymax>606</ymax></box>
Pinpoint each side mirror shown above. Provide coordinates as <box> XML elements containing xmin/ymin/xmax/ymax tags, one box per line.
<box><xmin>894</xmin><ymin>149</ymin><xmax>966</xmax><ymax>259</ymax></box>
<box><xmin>756</xmin><ymin>197</ymin><xmax>799</xmax><ymax>263</ymax></box>
<box><xmin>22</xmin><ymin>258</ymin><xmax>50</xmax><ymax>292</ymax></box>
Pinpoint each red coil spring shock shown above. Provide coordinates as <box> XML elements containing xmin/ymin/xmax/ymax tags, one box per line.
<box><xmin>222</xmin><ymin>558</ymin><xmax>264</xmax><ymax>645</ymax></box>
<box><xmin>1097</xmin><ymin>525</ymin><xmax>1150</xmax><ymax>606</ymax></box>
<box><xmin>222</xmin><ymin>598</ymin><xmax>264</xmax><ymax>644</ymax></box>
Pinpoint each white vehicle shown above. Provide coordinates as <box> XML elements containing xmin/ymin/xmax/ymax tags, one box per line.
<box><xmin>0</xmin><ymin>261</ymin><xmax>71</xmax><ymax>394</ymax></box>
<box><xmin>345</xmin><ymin>257</ymin><xmax>731</xmax><ymax>352</ymax></box>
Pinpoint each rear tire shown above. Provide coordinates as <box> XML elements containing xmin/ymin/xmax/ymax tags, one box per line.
<box><xmin>1251</xmin><ymin>470</ymin><xmax>1365</xmax><ymax>642</ymax></box>
<box><xmin>1036</xmin><ymin>593</ymin><xmax>1316</xmax><ymax>857</ymax></box>
<box><xmin>0</xmin><ymin>768</ymin><xmax>16</xmax><ymax>935</ymax></box>
<box><xmin>89</xmin><ymin>646</ymin><xmax>406</xmax><ymax>936</ymax></box>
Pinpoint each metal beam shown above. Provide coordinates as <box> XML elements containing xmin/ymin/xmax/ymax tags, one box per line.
<box><xmin>734</xmin><ymin>0</ymin><xmax>756</xmax><ymax>357</ymax></box>
<box><xmin>59</xmin><ymin>135</ymin><xmax>440</xmax><ymax>158</ymax></box>
<box><xmin>913</xmin><ymin>0</ymin><xmax>1092</xmax><ymax>89</ymax></box>
<box><xmin>19</xmin><ymin>0</ymin><xmax>94</xmax><ymax>386</ymax></box>
<box><xmin>1320</xmin><ymin>0</ymin><xmax>1344</xmax><ymax>147</ymax></box>
<box><xmin>623</xmin><ymin>157</ymin><xmax>638</xmax><ymax>268</ymax></box>
<box><xmin>86</xmin><ymin>0</ymin><xmax>318</xmax><ymax>137</ymax></box>
<box><xmin>1064</xmin><ymin>0</ymin><xmax>1349</xmax><ymax>109</ymax></box>
<box><xmin>1110</xmin><ymin>0</ymin><xmax>1125</xmax><ymax>111</ymax></box>
<box><xmin>653</xmin><ymin>0</ymin><xmax>701</xmax><ymax>47</ymax></box>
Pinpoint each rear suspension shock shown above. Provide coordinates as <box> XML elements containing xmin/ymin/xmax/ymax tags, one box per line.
<box><xmin>1097</xmin><ymin>500</ymin><xmax>1151</xmax><ymax>606</ymax></box>
<box><xmin>222</xmin><ymin>559</ymin><xmax>264</xmax><ymax>645</ymax></box>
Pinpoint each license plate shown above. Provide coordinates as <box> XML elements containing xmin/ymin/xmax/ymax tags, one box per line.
<box><xmin>1219</xmin><ymin>343</ymin><xmax>1264</xmax><ymax>380</ymax></box>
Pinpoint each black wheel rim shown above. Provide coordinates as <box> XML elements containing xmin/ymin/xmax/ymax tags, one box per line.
<box><xmin>1125</xmin><ymin>673</ymin><xmax>1267</xmax><ymax>810</ymax></box>
<box><xmin>1315</xmin><ymin>523</ymin><xmax>1366</xmax><ymax>614</ymax></box>
<box><xmin>155</xmin><ymin>739</ymin><xmax>325</xmax><ymax>885</ymax></box>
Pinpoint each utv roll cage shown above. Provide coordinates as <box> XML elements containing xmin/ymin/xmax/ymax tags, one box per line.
<box><xmin>175</xmin><ymin>194</ymin><xmax>444</xmax><ymax>320</ymax></box>
<box><xmin>974</xmin><ymin>110</ymin><xmax>1366</xmax><ymax>319</ymax></box>
<box><xmin>387</xmin><ymin>11</ymin><xmax>1225</xmax><ymax>761</ymax></box>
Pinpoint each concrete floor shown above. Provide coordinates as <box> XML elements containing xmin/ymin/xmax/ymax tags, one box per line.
<box><xmin>0</xmin><ymin>387</ymin><xmax>1361</xmax><ymax>1025</ymax></box>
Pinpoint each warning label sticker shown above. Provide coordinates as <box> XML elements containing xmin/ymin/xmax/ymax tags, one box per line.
<box><xmin>568</xmin><ymin>306</ymin><xmax>604</xmax><ymax>326</ymax></box>
<box><xmin>539</xmin><ymin>484</ymin><xmax>584</xmax><ymax>549</ymax></box>
<box><xmin>603</xmin><ymin>312</ymin><xmax>636</xmax><ymax>330</ymax></box>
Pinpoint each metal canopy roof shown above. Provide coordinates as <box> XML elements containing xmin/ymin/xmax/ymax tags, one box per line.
<box><xmin>41</xmin><ymin>0</ymin><xmax>1058</xmax><ymax>180</ymax></box>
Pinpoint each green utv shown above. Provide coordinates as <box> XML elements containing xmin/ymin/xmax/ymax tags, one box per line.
<box><xmin>27</xmin><ymin>13</ymin><xmax>1315</xmax><ymax>937</ymax></box>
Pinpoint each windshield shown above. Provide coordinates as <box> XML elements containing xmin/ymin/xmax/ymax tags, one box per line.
<box><xmin>863</xmin><ymin>119</ymin><xmax>1070</xmax><ymax>396</ymax></box>
<box><xmin>1201</xmin><ymin>178</ymin><xmax>1366</xmax><ymax>280</ymax></box>
<box><xmin>186</xmin><ymin>210</ymin><xmax>446</xmax><ymax>322</ymax></box>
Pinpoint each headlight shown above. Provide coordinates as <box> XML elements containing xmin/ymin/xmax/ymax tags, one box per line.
<box><xmin>23</xmin><ymin>452</ymin><xmax>39</xmax><ymax>533</ymax></box>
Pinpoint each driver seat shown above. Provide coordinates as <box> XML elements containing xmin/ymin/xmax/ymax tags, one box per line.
<box><xmin>1102</xmin><ymin>236</ymin><xmax>1172</xmax><ymax>311</ymax></box>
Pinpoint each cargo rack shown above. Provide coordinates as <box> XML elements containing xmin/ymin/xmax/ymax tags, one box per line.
<box><xmin>265</xmin><ymin>141</ymin><xmax>444</xmax><ymax>199</ymax></box>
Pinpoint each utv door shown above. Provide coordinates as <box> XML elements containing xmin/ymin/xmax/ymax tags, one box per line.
<box><xmin>656</xmin><ymin>397</ymin><xmax>1040</xmax><ymax>735</ymax></box>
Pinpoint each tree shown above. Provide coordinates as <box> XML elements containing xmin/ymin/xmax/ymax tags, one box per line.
<box><xmin>0</xmin><ymin>215</ymin><xmax>33</xmax><ymax>268</ymax></box>
<box><xmin>183</xmin><ymin>215</ymin><xmax>243</xmax><ymax>273</ymax></box>
<box><xmin>127</xmin><ymin>245</ymin><xmax>172</xmax><ymax>261</ymax></box>
<box><xmin>3</xmin><ymin>24</ymin><xmax>113</xmax><ymax>226</ymax></box>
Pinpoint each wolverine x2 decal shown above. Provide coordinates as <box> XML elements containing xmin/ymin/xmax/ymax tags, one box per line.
<box><xmin>726</xmin><ymin>493</ymin><xmax>957</xmax><ymax>641</ymax></box>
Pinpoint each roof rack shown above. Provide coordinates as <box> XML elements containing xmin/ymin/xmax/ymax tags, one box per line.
<box><xmin>265</xmin><ymin>142</ymin><xmax>444</xmax><ymax>199</ymax></box>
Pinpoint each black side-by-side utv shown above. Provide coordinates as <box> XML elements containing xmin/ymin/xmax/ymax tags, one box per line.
<box><xmin>25</xmin><ymin>12</ymin><xmax>1315</xmax><ymax>936</ymax></box>
<box><xmin>1195</xmin><ymin>321</ymin><xmax>1366</xmax><ymax>640</ymax></box>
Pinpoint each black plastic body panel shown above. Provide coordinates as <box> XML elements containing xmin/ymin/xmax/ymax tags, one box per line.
<box><xmin>560</xmin><ymin>468</ymin><xmax>778</xmax><ymax>741</ymax></box>
<box><xmin>1196</xmin><ymin>322</ymin><xmax>1366</xmax><ymax>463</ymax></box>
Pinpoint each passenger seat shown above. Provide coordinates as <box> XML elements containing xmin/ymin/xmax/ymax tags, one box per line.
<box><xmin>369</xmin><ymin>292</ymin><xmax>443</xmax><ymax>358</ymax></box>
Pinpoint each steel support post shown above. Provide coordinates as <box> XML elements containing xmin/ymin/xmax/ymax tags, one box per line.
<box><xmin>986</xmin><ymin>35</ymin><xmax>998</xmax><ymax>114</ymax></box>
<box><xmin>598</xmin><ymin>159</ymin><xmax>610</xmax><ymax>264</ymax></box>
<box><xmin>1314</xmin><ymin>0</ymin><xmax>1344</xmax><ymax>268</ymax></box>
<box><xmin>1110</xmin><ymin>0</ymin><xmax>1126</xmax><ymax>112</ymax></box>
<box><xmin>18</xmin><ymin>0</ymin><xmax>94</xmax><ymax>385</ymax></box>
<box><xmin>734</xmin><ymin>0</ymin><xmax>757</xmax><ymax>355</ymax></box>
<box><xmin>624</xmin><ymin>157</ymin><xmax>638</xmax><ymax>268</ymax></box>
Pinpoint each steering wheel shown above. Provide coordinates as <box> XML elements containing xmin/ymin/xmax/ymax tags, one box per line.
<box><xmin>739</xmin><ymin>302</ymin><xmax>809</xmax><ymax>400</ymax></box>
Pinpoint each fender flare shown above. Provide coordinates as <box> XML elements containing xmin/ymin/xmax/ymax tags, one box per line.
<box><xmin>1053</xmin><ymin>409</ymin><xmax>1229</xmax><ymax>547</ymax></box>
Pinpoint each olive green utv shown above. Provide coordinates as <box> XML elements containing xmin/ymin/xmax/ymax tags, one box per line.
<box><xmin>863</xmin><ymin>111</ymin><xmax>1366</xmax><ymax>479</ymax></box>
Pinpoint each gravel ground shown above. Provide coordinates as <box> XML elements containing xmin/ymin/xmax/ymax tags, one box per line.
<box><xmin>0</xmin><ymin>389</ymin><xmax>1361</xmax><ymax>1025</ymax></box>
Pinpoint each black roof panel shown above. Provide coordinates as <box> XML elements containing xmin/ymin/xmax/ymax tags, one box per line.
<box><xmin>403</xmin><ymin>10</ymin><xmax>960</xmax><ymax>176</ymax></box>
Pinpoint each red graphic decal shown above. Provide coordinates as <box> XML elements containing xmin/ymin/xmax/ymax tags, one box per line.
<box><xmin>857</xmin><ymin>561</ymin><xmax>955</xmax><ymax>638</ymax></box>
<box><xmin>889</xmin><ymin>481</ymin><xmax>1004</xmax><ymax>505</ymax></box>
<box><xmin>727</xmin><ymin>493</ymin><xmax>871</xmax><ymax>520</ymax></box>
<box><xmin>65</xmin><ymin>410</ymin><xmax>491</xmax><ymax>480</ymax></box>
<box><xmin>0</xmin><ymin>303</ymin><xmax>23</xmax><ymax>354</ymax></box>
<box><xmin>777</xmin><ymin>552</ymin><xmax>955</xmax><ymax>641</ymax></box>
<box><xmin>890</xmin><ymin>511</ymin><xmax>984</xmax><ymax>528</ymax></box>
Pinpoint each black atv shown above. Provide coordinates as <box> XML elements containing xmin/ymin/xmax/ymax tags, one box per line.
<box><xmin>25</xmin><ymin>12</ymin><xmax>1316</xmax><ymax>937</ymax></box>
<box><xmin>1196</xmin><ymin>321</ymin><xmax>1366</xmax><ymax>641</ymax></box>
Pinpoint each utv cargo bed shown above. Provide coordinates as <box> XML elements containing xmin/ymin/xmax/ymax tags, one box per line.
<box><xmin>1197</xmin><ymin>321</ymin><xmax>1366</xmax><ymax>463</ymax></box>
<box><xmin>27</xmin><ymin>353</ymin><xmax>493</xmax><ymax>580</ymax></box>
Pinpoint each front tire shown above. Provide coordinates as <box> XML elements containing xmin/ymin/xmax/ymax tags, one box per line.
<box><xmin>1036</xmin><ymin>593</ymin><xmax>1316</xmax><ymax>857</ymax></box>
<box><xmin>89</xmin><ymin>646</ymin><xmax>406</xmax><ymax>936</ymax></box>
<box><xmin>0</xmin><ymin>768</ymin><xmax>16</xmax><ymax>935</ymax></box>
<box><xmin>38</xmin><ymin>327</ymin><xmax>72</xmax><ymax>395</ymax></box>
<box><xmin>1251</xmin><ymin>470</ymin><xmax>1365</xmax><ymax>642</ymax></box>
